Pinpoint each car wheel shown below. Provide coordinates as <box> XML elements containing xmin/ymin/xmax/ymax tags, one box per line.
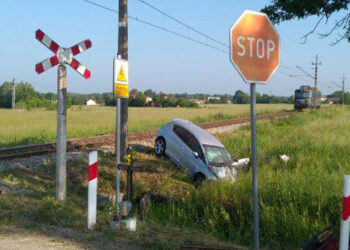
<box><xmin>194</xmin><ymin>173</ymin><xmax>205</xmax><ymax>188</ymax></box>
<box><xmin>155</xmin><ymin>137</ymin><xmax>166</xmax><ymax>157</ymax></box>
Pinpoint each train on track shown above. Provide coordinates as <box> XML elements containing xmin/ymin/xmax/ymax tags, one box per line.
<box><xmin>294</xmin><ymin>85</ymin><xmax>321</xmax><ymax>111</ymax></box>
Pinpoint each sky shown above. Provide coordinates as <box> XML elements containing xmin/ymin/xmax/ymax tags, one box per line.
<box><xmin>0</xmin><ymin>0</ymin><xmax>349</xmax><ymax>96</ymax></box>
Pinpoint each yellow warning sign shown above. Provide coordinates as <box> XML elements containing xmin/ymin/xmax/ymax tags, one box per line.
<box><xmin>114</xmin><ymin>83</ymin><xmax>129</xmax><ymax>98</ymax></box>
<box><xmin>114</xmin><ymin>58</ymin><xmax>128</xmax><ymax>98</ymax></box>
<box><xmin>117</xmin><ymin>66</ymin><xmax>127</xmax><ymax>82</ymax></box>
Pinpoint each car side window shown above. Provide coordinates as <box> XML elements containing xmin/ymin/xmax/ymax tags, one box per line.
<box><xmin>173</xmin><ymin>125</ymin><xmax>205</xmax><ymax>163</ymax></box>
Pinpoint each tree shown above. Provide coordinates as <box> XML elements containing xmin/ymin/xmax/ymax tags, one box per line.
<box><xmin>103</xmin><ymin>92</ymin><xmax>116</xmax><ymax>106</ymax></box>
<box><xmin>177</xmin><ymin>98</ymin><xmax>190</xmax><ymax>107</ymax></box>
<box><xmin>262</xmin><ymin>1</ymin><xmax>350</xmax><ymax>45</ymax></box>
<box><xmin>330</xmin><ymin>91</ymin><xmax>350</xmax><ymax>104</ymax></box>
<box><xmin>16</xmin><ymin>82</ymin><xmax>38</xmax><ymax>103</ymax></box>
<box><xmin>0</xmin><ymin>81</ymin><xmax>13</xmax><ymax>108</ymax></box>
<box><xmin>44</xmin><ymin>92</ymin><xmax>56</xmax><ymax>101</ymax></box>
<box><xmin>129</xmin><ymin>91</ymin><xmax>146</xmax><ymax>107</ymax></box>
<box><xmin>144</xmin><ymin>89</ymin><xmax>156</xmax><ymax>98</ymax></box>
<box><xmin>232</xmin><ymin>90</ymin><xmax>249</xmax><ymax>104</ymax></box>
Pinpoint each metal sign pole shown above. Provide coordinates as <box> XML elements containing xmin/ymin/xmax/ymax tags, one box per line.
<box><xmin>112</xmin><ymin>55</ymin><xmax>128</xmax><ymax>227</ymax></box>
<box><xmin>250</xmin><ymin>83</ymin><xmax>259</xmax><ymax>249</ymax></box>
<box><xmin>56</xmin><ymin>64</ymin><xmax>67</xmax><ymax>202</ymax></box>
<box><xmin>116</xmin><ymin>96</ymin><xmax>121</xmax><ymax>218</ymax></box>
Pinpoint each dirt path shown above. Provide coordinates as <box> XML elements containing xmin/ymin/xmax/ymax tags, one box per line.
<box><xmin>0</xmin><ymin>225</ymin><xmax>144</xmax><ymax>250</ymax></box>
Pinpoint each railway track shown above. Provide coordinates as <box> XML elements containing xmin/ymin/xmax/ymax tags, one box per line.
<box><xmin>0</xmin><ymin>111</ymin><xmax>294</xmax><ymax>160</ymax></box>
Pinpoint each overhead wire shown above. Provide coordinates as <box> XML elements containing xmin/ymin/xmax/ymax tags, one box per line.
<box><xmin>83</xmin><ymin>0</ymin><xmax>339</xmax><ymax>91</ymax></box>
<box><xmin>83</xmin><ymin>0</ymin><xmax>229</xmax><ymax>54</ymax></box>
<box><xmin>136</xmin><ymin>0</ymin><xmax>229</xmax><ymax>48</ymax></box>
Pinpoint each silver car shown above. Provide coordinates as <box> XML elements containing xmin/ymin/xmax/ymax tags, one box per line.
<box><xmin>154</xmin><ymin>119</ymin><xmax>237</xmax><ymax>186</ymax></box>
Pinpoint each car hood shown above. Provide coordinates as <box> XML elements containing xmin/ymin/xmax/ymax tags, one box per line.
<box><xmin>210</xmin><ymin>163</ymin><xmax>237</xmax><ymax>181</ymax></box>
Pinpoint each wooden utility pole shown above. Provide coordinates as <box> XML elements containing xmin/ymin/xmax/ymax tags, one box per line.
<box><xmin>312</xmin><ymin>55</ymin><xmax>321</xmax><ymax>89</ymax></box>
<box><xmin>342</xmin><ymin>74</ymin><xmax>346</xmax><ymax>105</ymax></box>
<box><xmin>118</xmin><ymin>0</ymin><xmax>128</xmax><ymax>161</ymax></box>
<box><xmin>113</xmin><ymin>0</ymin><xmax>128</xmax><ymax>223</ymax></box>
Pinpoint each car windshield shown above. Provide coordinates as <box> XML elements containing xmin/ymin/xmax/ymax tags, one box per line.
<box><xmin>203</xmin><ymin>145</ymin><xmax>231</xmax><ymax>166</ymax></box>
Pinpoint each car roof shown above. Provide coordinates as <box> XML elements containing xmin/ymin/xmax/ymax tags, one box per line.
<box><xmin>171</xmin><ymin>118</ymin><xmax>224</xmax><ymax>148</ymax></box>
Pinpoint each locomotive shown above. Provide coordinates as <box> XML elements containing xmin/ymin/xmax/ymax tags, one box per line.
<box><xmin>294</xmin><ymin>85</ymin><xmax>321</xmax><ymax>110</ymax></box>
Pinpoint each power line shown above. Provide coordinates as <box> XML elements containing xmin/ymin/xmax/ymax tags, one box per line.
<box><xmin>215</xmin><ymin>0</ymin><xmax>241</xmax><ymax>17</ymax></box>
<box><xmin>83</xmin><ymin>0</ymin><xmax>118</xmax><ymax>13</ymax></box>
<box><xmin>83</xmin><ymin>0</ymin><xmax>228</xmax><ymax>54</ymax></box>
<box><xmin>296</xmin><ymin>65</ymin><xmax>315</xmax><ymax>79</ymax></box>
<box><xmin>136</xmin><ymin>0</ymin><xmax>229</xmax><ymax>48</ymax></box>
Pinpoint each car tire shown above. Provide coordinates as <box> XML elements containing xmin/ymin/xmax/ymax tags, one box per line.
<box><xmin>155</xmin><ymin>137</ymin><xmax>166</xmax><ymax>157</ymax></box>
<box><xmin>194</xmin><ymin>173</ymin><xmax>205</xmax><ymax>188</ymax></box>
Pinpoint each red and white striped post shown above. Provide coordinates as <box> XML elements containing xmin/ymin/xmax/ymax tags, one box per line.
<box><xmin>340</xmin><ymin>175</ymin><xmax>350</xmax><ymax>250</ymax></box>
<box><xmin>88</xmin><ymin>151</ymin><xmax>98</xmax><ymax>229</ymax></box>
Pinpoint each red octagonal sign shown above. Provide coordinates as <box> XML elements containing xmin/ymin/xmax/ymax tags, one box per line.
<box><xmin>230</xmin><ymin>10</ymin><xmax>280</xmax><ymax>84</ymax></box>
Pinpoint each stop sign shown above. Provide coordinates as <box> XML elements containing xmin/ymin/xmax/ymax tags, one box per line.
<box><xmin>230</xmin><ymin>10</ymin><xmax>280</xmax><ymax>84</ymax></box>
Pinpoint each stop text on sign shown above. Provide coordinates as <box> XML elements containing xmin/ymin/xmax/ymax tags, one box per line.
<box><xmin>237</xmin><ymin>37</ymin><xmax>275</xmax><ymax>60</ymax></box>
<box><xmin>230</xmin><ymin>10</ymin><xmax>280</xmax><ymax>84</ymax></box>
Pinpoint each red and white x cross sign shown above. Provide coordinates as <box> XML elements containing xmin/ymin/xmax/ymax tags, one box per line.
<box><xmin>35</xmin><ymin>29</ymin><xmax>92</xmax><ymax>79</ymax></box>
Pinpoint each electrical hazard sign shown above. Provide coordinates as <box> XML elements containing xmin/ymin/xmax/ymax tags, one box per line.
<box><xmin>113</xmin><ymin>58</ymin><xmax>129</xmax><ymax>98</ymax></box>
<box><xmin>117</xmin><ymin>66</ymin><xmax>127</xmax><ymax>82</ymax></box>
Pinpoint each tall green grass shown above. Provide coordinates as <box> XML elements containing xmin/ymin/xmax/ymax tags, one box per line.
<box><xmin>147</xmin><ymin>107</ymin><xmax>350</xmax><ymax>248</ymax></box>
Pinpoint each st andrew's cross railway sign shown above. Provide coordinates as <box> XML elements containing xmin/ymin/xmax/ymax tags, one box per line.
<box><xmin>35</xmin><ymin>29</ymin><xmax>92</xmax><ymax>202</ymax></box>
<box><xmin>35</xmin><ymin>29</ymin><xmax>91</xmax><ymax>78</ymax></box>
<box><xmin>230</xmin><ymin>10</ymin><xmax>280</xmax><ymax>84</ymax></box>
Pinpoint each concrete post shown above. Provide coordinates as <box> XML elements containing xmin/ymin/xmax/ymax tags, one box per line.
<box><xmin>56</xmin><ymin>64</ymin><xmax>67</xmax><ymax>202</ymax></box>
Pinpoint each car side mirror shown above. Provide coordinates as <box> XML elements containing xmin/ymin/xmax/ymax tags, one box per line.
<box><xmin>193</xmin><ymin>152</ymin><xmax>199</xmax><ymax>158</ymax></box>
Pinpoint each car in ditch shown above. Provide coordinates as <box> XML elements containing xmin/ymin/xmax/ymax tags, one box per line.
<box><xmin>154</xmin><ymin>119</ymin><xmax>238</xmax><ymax>186</ymax></box>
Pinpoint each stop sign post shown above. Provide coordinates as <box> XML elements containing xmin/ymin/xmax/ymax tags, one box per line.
<box><xmin>230</xmin><ymin>10</ymin><xmax>280</xmax><ymax>249</ymax></box>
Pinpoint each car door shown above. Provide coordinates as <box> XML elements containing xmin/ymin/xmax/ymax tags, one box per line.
<box><xmin>172</xmin><ymin>125</ymin><xmax>207</xmax><ymax>175</ymax></box>
<box><xmin>170</xmin><ymin>125</ymin><xmax>189</xmax><ymax>168</ymax></box>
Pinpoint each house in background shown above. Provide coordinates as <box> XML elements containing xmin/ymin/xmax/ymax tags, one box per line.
<box><xmin>190</xmin><ymin>99</ymin><xmax>205</xmax><ymax>105</ymax></box>
<box><xmin>145</xmin><ymin>96</ymin><xmax>153</xmax><ymax>103</ymax></box>
<box><xmin>208</xmin><ymin>96</ymin><xmax>220</xmax><ymax>101</ymax></box>
<box><xmin>85</xmin><ymin>99</ymin><xmax>97</xmax><ymax>106</ymax></box>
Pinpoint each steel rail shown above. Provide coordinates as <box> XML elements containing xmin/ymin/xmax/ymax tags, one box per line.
<box><xmin>0</xmin><ymin>111</ymin><xmax>295</xmax><ymax>160</ymax></box>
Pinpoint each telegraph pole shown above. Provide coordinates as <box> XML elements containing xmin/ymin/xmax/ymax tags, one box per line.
<box><xmin>113</xmin><ymin>0</ymin><xmax>128</xmax><ymax>224</ymax></box>
<box><xmin>118</xmin><ymin>0</ymin><xmax>128</xmax><ymax>161</ymax></box>
<box><xmin>342</xmin><ymin>74</ymin><xmax>346</xmax><ymax>105</ymax></box>
<box><xmin>312</xmin><ymin>55</ymin><xmax>321</xmax><ymax>89</ymax></box>
<box><xmin>11</xmin><ymin>79</ymin><xmax>15</xmax><ymax>109</ymax></box>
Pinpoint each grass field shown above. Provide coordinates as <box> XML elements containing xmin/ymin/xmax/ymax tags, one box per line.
<box><xmin>147</xmin><ymin>106</ymin><xmax>350</xmax><ymax>248</ymax></box>
<box><xmin>0</xmin><ymin>104</ymin><xmax>292</xmax><ymax>147</ymax></box>
<box><xmin>0</xmin><ymin>106</ymin><xmax>348</xmax><ymax>249</ymax></box>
